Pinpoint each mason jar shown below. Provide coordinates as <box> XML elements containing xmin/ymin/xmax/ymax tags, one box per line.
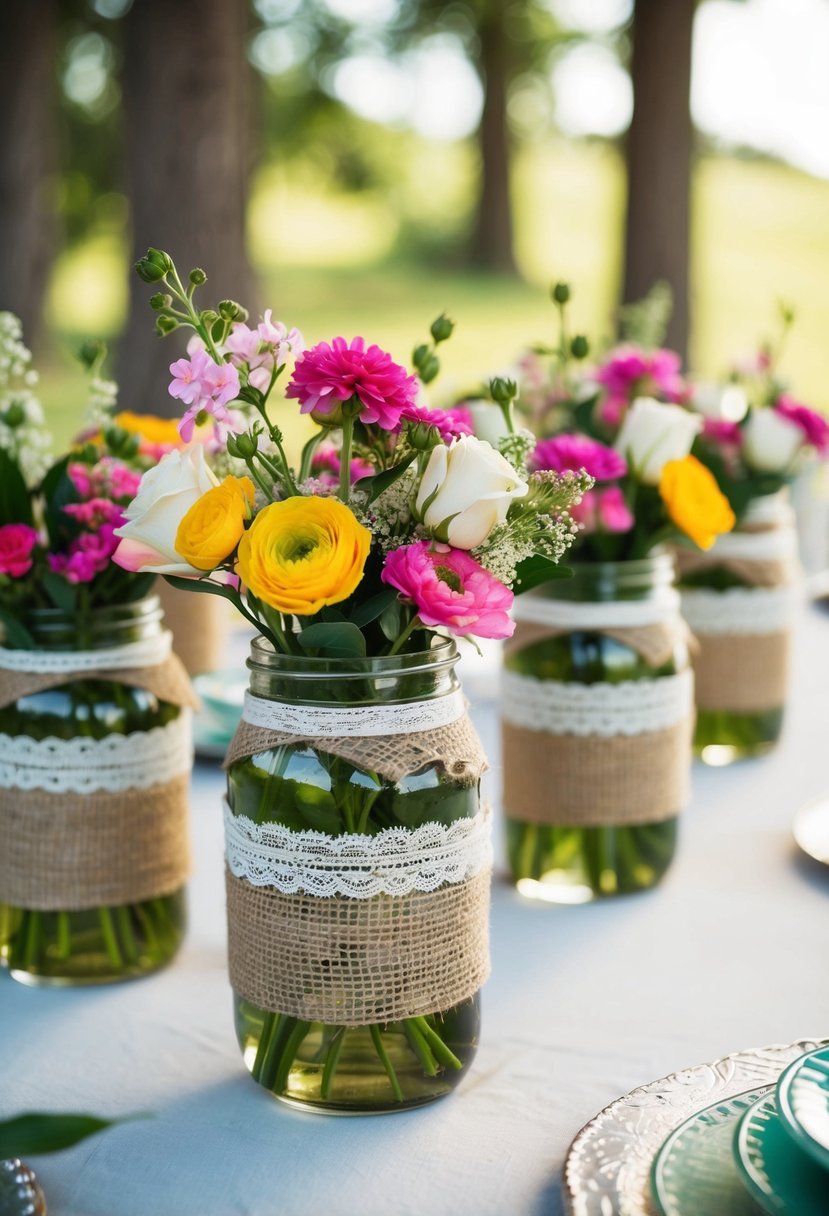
<box><xmin>502</xmin><ymin>554</ymin><xmax>693</xmax><ymax>902</ymax></box>
<box><xmin>225</xmin><ymin>636</ymin><xmax>489</xmax><ymax>1113</ymax></box>
<box><xmin>0</xmin><ymin>597</ymin><xmax>189</xmax><ymax>984</ymax></box>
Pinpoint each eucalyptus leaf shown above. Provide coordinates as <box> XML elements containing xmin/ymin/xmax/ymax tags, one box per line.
<box><xmin>512</xmin><ymin>556</ymin><xmax>573</xmax><ymax>596</ymax></box>
<box><xmin>41</xmin><ymin>570</ymin><xmax>77</xmax><ymax>613</ymax></box>
<box><xmin>0</xmin><ymin>1112</ymin><xmax>128</xmax><ymax>1158</ymax></box>
<box><xmin>378</xmin><ymin>597</ymin><xmax>403</xmax><ymax>642</ymax></box>
<box><xmin>349</xmin><ymin>587</ymin><xmax>399</xmax><ymax>628</ymax></box>
<box><xmin>298</xmin><ymin>621</ymin><xmax>367</xmax><ymax>657</ymax></box>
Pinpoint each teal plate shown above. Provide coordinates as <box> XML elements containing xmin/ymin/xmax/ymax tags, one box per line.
<box><xmin>734</xmin><ymin>1093</ymin><xmax>829</xmax><ymax>1215</ymax></box>
<box><xmin>776</xmin><ymin>1046</ymin><xmax>829</xmax><ymax>1172</ymax></box>
<box><xmin>650</xmin><ymin>1085</ymin><xmax>772</xmax><ymax>1215</ymax></box>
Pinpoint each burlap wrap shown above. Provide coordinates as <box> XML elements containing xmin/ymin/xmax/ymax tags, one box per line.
<box><xmin>675</xmin><ymin>546</ymin><xmax>794</xmax><ymax>589</ymax></box>
<box><xmin>503</xmin><ymin>617</ymin><xmax>689</xmax><ymax>668</ymax></box>
<box><xmin>0</xmin><ymin>774</ymin><xmax>191</xmax><ymax>910</ymax></box>
<box><xmin>0</xmin><ymin>652</ymin><xmax>196</xmax><ymax>910</ymax></box>
<box><xmin>693</xmin><ymin>631</ymin><xmax>790</xmax><ymax>713</ymax></box>
<box><xmin>156</xmin><ymin>580</ymin><xmax>228</xmax><ymax>677</ymax></box>
<box><xmin>224</xmin><ymin>711</ymin><xmax>489</xmax><ymax>786</ymax></box>
<box><xmin>225</xmin><ymin>866</ymin><xmax>490</xmax><ymax>1025</ymax></box>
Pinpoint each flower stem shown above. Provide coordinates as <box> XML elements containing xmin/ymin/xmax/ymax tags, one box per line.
<box><xmin>369</xmin><ymin>1024</ymin><xmax>405</xmax><ymax>1101</ymax></box>
<box><xmin>339</xmin><ymin>412</ymin><xmax>355</xmax><ymax>504</ymax></box>
<box><xmin>388</xmin><ymin>615</ymin><xmax>421</xmax><ymax>656</ymax></box>
<box><xmin>320</xmin><ymin>1027</ymin><xmax>347</xmax><ymax>1099</ymax></box>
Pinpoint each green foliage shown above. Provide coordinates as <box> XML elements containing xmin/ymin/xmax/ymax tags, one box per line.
<box><xmin>0</xmin><ymin>1112</ymin><xmax>126</xmax><ymax>1158</ymax></box>
<box><xmin>298</xmin><ymin>621</ymin><xmax>367</xmax><ymax>658</ymax></box>
<box><xmin>0</xmin><ymin>450</ymin><xmax>33</xmax><ymax>527</ymax></box>
<box><xmin>512</xmin><ymin>555</ymin><xmax>573</xmax><ymax>595</ymax></box>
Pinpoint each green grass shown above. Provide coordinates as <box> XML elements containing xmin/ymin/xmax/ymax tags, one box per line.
<box><xmin>38</xmin><ymin>139</ymin><xmax>829</xmax><ymax>451</ymax></box>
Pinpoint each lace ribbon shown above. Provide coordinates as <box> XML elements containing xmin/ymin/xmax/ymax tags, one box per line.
<box><xmin>743</xmin><ymin>492</ymin><xmax>795</xmax><ymax>528</ymax></box>
<box><xmin>0</xmin><ymin>631</ymin><xmax>173</xmax><ymax>675</ymax></box>
<box><xmin>702</xmin><ymin>526</ymin><xmax>797</xmax><ymax>562</ymax></box>
<box><xmin>501</xmin><ymin>669</ymin><xmax>694</xmax><ymax>737</ymax></box>
<box><xmin>223</xmin><ymin>799</ymin><xmax>492</xmax><ymax>898</ymax></box>
<box><xmin>680</xmin><ymin>586</ymin><xmax>800</xmax><ymax>635</ymax></box>
<box><xmin>0</xmin><ymin>711</ymin><xmax>193</xmax><ymax>793</ymax></box>
<box><xmin>512</xmin><ymin>592</ymin><xmax>681</xmax><ymax>631</ymax></box>
<box><xmin>241</xmin><ymin>687</ymin><xmax>466</xmax><ymax>737</ymax></box>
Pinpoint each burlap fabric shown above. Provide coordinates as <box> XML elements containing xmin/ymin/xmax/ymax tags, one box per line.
<box><xmin>225</xmin><ymin>866</ymin><xmax>490</xmax><ymax>1025</ymax></box>
<box><xmin>225</xmin><ymin>711</ymin><xmax>489</xmax><ymax>786</ymax></box>
<box><xmin>675</xmin><ymin>547</ymin><xmax>794</xmax><ymax>590</ymax></box>
<box><xmin>156</xmin><ymin>580</ymin><xmax>228</xmax><ymax>677</ymax></box>
<box><xmin>0</xmin><ymin>775</ymin><xmax>191</xmax><ymax>910</ymax></box>
<box><xmin>0</xmin><ymin>653</ymin><xmax>199</xmax><ymax>712</ymax></box>
<box><xmin>503</xmin><ymin>617</ymin><xmax>690</xmax><ymax>668</ymax></box>
<box><xmin>693</xmin><ymin>631</ymin><xmax>790</xmax><ymax>713</ymax></box>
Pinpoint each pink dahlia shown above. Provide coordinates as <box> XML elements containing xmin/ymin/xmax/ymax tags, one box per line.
<box><xmin>310</xmin><ymin>444</ymin><xmax>374</xmax><ymax>487</ymax></box>
<box><xmin>381</xmin><ymin>541</ymin><xmax>514</xmax><ymax>640</ymax></box>
<box><xmin>775</xmin><ymin>395</ymin><xmax>829</xmax><ymax>455</ymax></box>
<box><xmin>0</xmin><ymin>524</ymin><xmax>39</xmax><ymax>578</ymax></box>
<box><xmin>48</xmin><ymin>523</ymin><xmax>121</xmax><ymax>584</ymax></box>
<box><xmin>531</xmin><ymin>434</ymin><xmax>627</xmax><ymax>482</ymax></box>
<box><xmin>400</xmin><ymin>403</ymin><xmax>473</xmax><ymax>443</ymax></box>
<box><xmin>595</xmin><ymin>344</ymin><xmax>686</xmax><ymax>427</ymax></box>
<box><xmin>286</xmin><ymin>337</ymin><xmax>418</xmax><ymax>429</ymax></box>
<box><xmin>571</xmin><ymin>486</ymin><xmax>634</xmax><ymax>535</ymax></box>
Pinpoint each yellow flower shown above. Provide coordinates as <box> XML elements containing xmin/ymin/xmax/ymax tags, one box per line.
<box><xmin>236</xmin><ymin>496</ymin><xmax>371</xmax><ymax>614</ymax></box>
<box><xmin>659</xmin><ymin>455</ymin><xmax>736</xmax><ymax>550</ymax></box>
<box><xmin>175</xmin><ymin>476</ymin><xmax>255</xmax><ymax>571</ymax></box>
<box><xmin>113</xmin><ymin>412</ymin><xmax>184</xmax><ymax>447</ymax></box>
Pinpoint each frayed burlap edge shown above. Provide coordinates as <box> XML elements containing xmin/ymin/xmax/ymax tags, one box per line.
<box><xmin>224</xmin><ymin>711</ymin><xmax>489</xmax><ymax>786</ymax></box>
<box><xmin>225</xmin><ymin>866</ymin><xmax>491</xmax><ymax>1025</ymax></box>
<box><xmin>0</xmin><ymin>653</ymin><xmax>199</xmax><ymax>711</ymax></box>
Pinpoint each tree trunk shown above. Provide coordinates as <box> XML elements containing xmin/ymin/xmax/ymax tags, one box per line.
<box><xmin>622</xmin><ymin>0</ymin><xmax>695</xmax><ymax>359</ymax></box>
<box><xmin>119</xmin><ymin>0</ymin><xmax>254</xmax><ymax>414</ymax></box>
<box><xmin>469</xmin><ymin>7</ymin><xmax>516</xmax><ymax>274</ymax></box>
<box><xmin>0</xmin><ymin>2</ymin><xmax>57</xmax><ymax>346</ymax></box>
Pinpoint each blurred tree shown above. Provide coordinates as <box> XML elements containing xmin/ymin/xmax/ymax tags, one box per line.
<box><xmin>118</xmin><ymin>0</ymin><xmax>255</xmax><ymax>413</ymax></box>
<box><xmin>622</xmin><ymin>0</ymin><xmax>694</xmax><ymax>359</ymax></box>
<box><xmin>0</xmin><ymin>2</ymin><xmax>59</xmax><ymax>343</ymax></box>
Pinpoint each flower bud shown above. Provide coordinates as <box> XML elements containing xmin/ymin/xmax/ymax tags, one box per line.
<box><xmin>489</xmin><ymin>376</ymin><xmax>518</xmax><ymax>408</ymax></box>
<box><xmin>551</xmin><ymin>281</ymin><xmax>570</xmax><ymax>305</ymax></box>
<box><xmin>3</xmin><ymin>401</ymin><xmax>25</xmax><ymax>428</ymax></box>
<box><xmin>218</xmin><ymin>299</ymin><xmax>244</xmax><ymax>321</ymax></box>
<box><xmin>155</xmin><ymin>315</ymin><xmax>178</xmax><ymax>336</ymax></box>
<box><xmin>405</xmin><ymin>419</ymin><xmax>442</xmax><ymax>451</ymax></box>
<box><xmin>430</xmin><ymin>313</ymin><xmax>454</xmax><ymax>343</ymax></box>
<box><xmin>418</xmin><ymin>353</ymin><xmax>440</xmax><ymax>384</ymax></box>
<box><xmin>189</xmin><ymin>268</ymin><xmax>207</xmax><ymax>286</ymax></box>
<box><xmin>149</xmin><ymin>293</ymin><xmax>173</xmax><ymax>312</ymax></box>
<box><xmin>135</xmin><ymin>248</ymin><xmax>172</xmax><ymax>282</ymax></box>
<box><xmin>226</xmin><ymin>431</ymin><xmax>259</xmax><ymax>460</ymax></box>
<box><xmin>78</xmin><ymin>339</ymin><xmax>106</xmax><ymax>369</ymax></box>
<box><xmin>570</xmin><ymin>334</ymin><xmax>589</xmax><ymax>360</ymax></box>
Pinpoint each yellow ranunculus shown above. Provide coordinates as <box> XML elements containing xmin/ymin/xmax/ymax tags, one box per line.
<box><xmin>175</xmin><ymin>476</ymin><xmax>255</xmax><ymax>571</ymax></box>
<box><xmin>113</xmin><ymin>412</ymin><xmax>184</xmax><ymax>447</ymax></box>
<box><xmin>659</xmin><ymin>455</ymin><xmax>736</xmax><ymax>550</ymax></box>
<box><xmin>236</xmin><ymin>496</ymin><xmax>371</xmax><ymax>614</ymax></box>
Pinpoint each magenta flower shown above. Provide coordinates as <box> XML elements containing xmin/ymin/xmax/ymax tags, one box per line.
<box><xmin>572</xmin><ymin>486</ymin><xmax>634</xmax><ymax>535</ymax></box>
<box><xmin>702</xmin><ymin>417</ymin><xmax>743</xmax><ymax>449</ymax></box>
<box><xmin>286</xmin><ymin>336</ymin><xmax>418</xmax><ymax>429</ymax></box>
<box><xmin>310</xmin><ymin>444</ymin><xmax>374</xmax><ymax>487</ymax></box>
<box><xmin>400</xmin><ymin>403</ymin><xmax>474</xmax><ymax>442</ymax></box>
<box><xmin>531</xmin><ymin>434</ymin><xmax>627</xmax><ymax>482</ymax></box>
<box><xmin>381</xmin><ymin>541</ymin><xmax>514</xmax><ymax>640</ymax></box>
<box><xmin>0</xmin><ymin>524</ymin><xmax>39</xmax><ymax>577</ymax></box>
<box><xmin>595</xmin><ymin>344</ymin><xmax>686</xmax><ymax>427</ymax></box>
<box><xmin>775</xmin><ymin>395</ymin><xmax>829</xmax><ymax>454</ymax></box>
<box><xmin>48</xmin><ymin>523</ymin><xmax>121</xmax><ymax>584</ymax></box>
<box><xmin>63</xmin><ymin>497</ymin><xmax>124</xmax><ymax>527</ymax></box>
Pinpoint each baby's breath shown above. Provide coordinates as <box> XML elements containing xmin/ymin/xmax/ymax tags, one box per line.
<box><xmin>0</xmin><ymin>312</ymin><xmax>52</xmax><ymax>486</ymax></box>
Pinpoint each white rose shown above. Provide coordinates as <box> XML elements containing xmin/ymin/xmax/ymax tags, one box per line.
<box><xmin>113</xmin><ymin>446</ymin><xmax>219</xmax><ymax>575</ymax></box>
<box><xmin>465</xmin><ymin>399</ymin><xmax>511</xmax><ymax>448</ymax></box>
<box><xmin>742</xmin><ymin>407</ymin><xmax>803</xmax><ymax>473</ymax></box>
<box><xmin>415</xmin><ymin>435</ymin><xmax>528</xmax><ymax>549</ymax></box>
<box><xmin>692</xmin><ymin>382</ymin><xmax>748</xmax><ymax>423</ymax></box>
<box><xmin>614</xmin><ymin>396</ymin><xmax>703</xmax><ymax>485</ymax></box>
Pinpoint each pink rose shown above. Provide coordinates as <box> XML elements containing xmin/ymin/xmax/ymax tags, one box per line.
<box><xmin>0</xmin><ymin>524</ymin><xmax>39</xmax><ymax>577</ymax></box>
<box><xmin>381</xmin><ymin>541</ymin><xmax>514</xmax><ymax>640</ymax></box>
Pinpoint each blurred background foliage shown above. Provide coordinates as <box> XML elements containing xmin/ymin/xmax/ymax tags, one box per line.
<box><xmin>1</xmin><ymin>0</ymin><xmax>827</xmax><ymax>450</ymax></box>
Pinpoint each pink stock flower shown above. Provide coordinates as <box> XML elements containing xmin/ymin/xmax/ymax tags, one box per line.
<box><xmin>169</xmin><ymin>348</ymin><xmax>213</xmax><ymax>406</ymax></box>
<box><xmin>63</xmin><ymin>497</ymin><xmax>124</xmax><ymax>527</ymax></box>
<box><xmin>68</xmin><ymin>459</ymin><xmax>141</xmax><ymax>504</ymax></box>
<box><xmin>48</xmin><ymin>523</ymin><xmax>120</xmax><ymax>584</ymax></box>
<box><xmin>286</xmin><ymin>337</ymin><xmax>418</xmax><ymax>429</ymax></box>
<box><xmin>169</xmin><ymin>347</ymin><xmax>241</xmax><ymax>442</ymax></box>
<box><xmin>571</xmin><ymin>486</ymin><xmax>634</xmax><ymax>535</ymax></box>
<box><xmin>68</xmin><ymin>462</ymin><xmax>94</xmax><ymax>498</ymax></box>
<box><xmin>227</xmin><ymin>311</ymin><xmax>304</xmax><ymax>392</ymax></box>
<box><xmin>531</xmin><ymin>434</ymin><xmax>627</xmax><ymax>482</ymax></box>
<box><xmin>0</xmin><ymin>524</ymin><xmax>39</xmax><ymax>577</ymax></box>
<box><xmin>381</xmin><ymin>541</ymin><xmax>514</xmax><ymax>640</ymax></box>
<box><xmin>311</xmin><ymin>444</ymin><xmax>374</xmax><ymax>487</ymax></box>
<box><xmin>775</xmin><ymin>395</ymin><xmax>829</xmax><ymax>454</ymax></box>
<box><xmin>595</xmin><ymin>344</ymin><xmax>686</xmax><ymax>427</ymax></box>
<box><xmin>400</xmin><ymin>403</ymin><xmax>473</xmax><ymax>442</ymax></box>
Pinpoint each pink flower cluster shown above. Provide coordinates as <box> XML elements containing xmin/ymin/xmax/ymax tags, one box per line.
<box><xmin>571</xmin><ymin>487</ymin><xmax>633</xmax><ymax>534</ymax></box>
<box><xmin>0</xmin><ymin>524</ymin><xmax>39</xmax><ymax>578</ymax></box>
<box><xmin>68</xmin><ymin>461</ymin><xmax>141</xmax><ymax>502</ymax></box>
<box><xmin>169</xmin><ymin>348</ymin><xmax>243</xmax><ymax>442</ymax></box>
<box><xmin>595</xmin><ymin>345</ymin><xmax>686</xmax><ymax>428</ymax></box>
<box><xmin>286</xmin><ymin>337</ymin><xmax>418</xmax><ymax>429</ymax></box>
<box><xmin>531</xmin><ymin>434</ymin><xmax>627</xmax><ymax>482</ymax></box>
<box><xmin>50</xmin><ymin>456</ymin><xmax>137</xmax><ymax>585</ymax></box>
<box><xmin>775</xmin><ymin>394</ymin><xmax>829</xmax><ymax>454</ymax></box>
<box><xmin>226</xmin><ymin>311</ymin><xmax>304</xmax><ymax>392</ymax></box>
<box><xmin>399</xmin><ymin>403</ymin><xmax>473</xmax><ymax>443</ymax></box>
<box><xmin>48</xmin><ymin>524</ymin><xmax>121</xmax><ymax>585</ymax></box>
<box><xmin>381</xmin><ymin>541</ymin><xmax>514</xmax><ymax>640</ymax></box>
<box><xmin>310</xmin><ymin>444</ymin><xmax>374</xmax><ymax>488</ymax></box>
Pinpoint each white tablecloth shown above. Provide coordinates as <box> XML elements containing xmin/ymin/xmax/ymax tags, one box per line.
<box><xmin>2</xmin><ymin>608</ymin><xmax>828</xmax><ymax>1216</ymax></box>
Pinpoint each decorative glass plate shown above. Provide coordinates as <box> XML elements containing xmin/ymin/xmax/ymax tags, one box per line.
<box><xmin>733</xmin><ymin>1092</ymin><xmax>829</xmax><ymax>1215</ymax></box>
<box><xmin>563</xmin><ymin>1039</ymin><xmax>825</xmax><ymax>1216</ymax></box>
<box><xmin>650</xmin><ymin>1086</ymin><xmax>771</xmax><ymax>1215</ymax></box>
<box><xmin>776</xmin><ymin>1046</ymin><xmax>829</xmax><ymax>1171</ymax></box>
<box><xmin>792</xmin><ymin>798</ymin><xmax>829</xmax><ymax>867</ymax></box>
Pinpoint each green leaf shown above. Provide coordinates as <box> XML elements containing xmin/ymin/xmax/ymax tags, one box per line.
<box><xmin>237</xmin><ymin>385</ymin><xmax>265</xmax><ymax>410</ymax></box>
<box><xmin>354</xmin><ymin>453</ymin><xmax>416</xmax><ymax>506</ymax></box>
<box><xmin>0</xmin><ymin>606</ymin><xmax>35</xmax><ymax>648</ymax></box>
<box><xmin>378</xmin><ymin>597</ymin><xmax>403</xmax><ymax>642</ymax></box>
<box><xmin>0</xmin><ymin>1113</ymin><xmax>126</xmax><ymax>1158</ymax></box>
<box><xmin>512</xmin><ymin>556</ymin><xmax>573</xmax><ymax>596</ymax></box>
<box><xmin>0</xmin><ymin>448</ymin><xmax>33</xmax><ymax>526</ymax></box>
<box><xmin>41</xmin><ymin>456</ymin><xmax>79</xmax><ymax>546</ymax></box>
<box><xmin>348</xmin><ymin>587</ymin><xmax>399</xmax><ymax>628</ymax></box>
<box><xmin>297</xmin><ymin>621</ymin><xmax>367</xmax><ymax>658</ymax></box>
<box><xmin>294</xmin><ymin>786</ymin><xmax>340</xmax><ymax>833</ymax></box>
<box><xmin>41</xmin><ymin>570</ymin><xmax>77</xmax><ymax>613</ymax></box>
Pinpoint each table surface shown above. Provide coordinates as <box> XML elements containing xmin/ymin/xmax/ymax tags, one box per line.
<box><xmin>2</xmin><ymin>606</ymin><xmax>829</xmax><ymax>1216</ymax></box>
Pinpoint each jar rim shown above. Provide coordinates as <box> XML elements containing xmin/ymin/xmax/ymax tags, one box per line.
<box><xmin>248</xmin><ymin>633</ymin><xmax>459</xmax><ymax>679</ymax></box>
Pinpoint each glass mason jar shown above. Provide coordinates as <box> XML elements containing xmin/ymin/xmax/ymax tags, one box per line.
<box><xmin>226</xmin><ymin>637</ymin><xmax>483</xmax><ymax>1114</ymax></box>
<box><xmin>503</xmin><ymin>555</ymin><xmax>690</xmax><ymax>902</ymax></box>
<box><xmin>677</xmin><ymin>493</ymin><xmax>798</xmax><ymax>765</ymax></box>
<box><xmin>0</xmin><ymin>598</ymin><xmax>187</xmax><ymax>984</ymax></box>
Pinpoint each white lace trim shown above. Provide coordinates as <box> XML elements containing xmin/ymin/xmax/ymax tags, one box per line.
<box><xmin>241</xmin><ymin>688</ymin><xmax>466</xmax><ymax>737</ymax></box>
<box><xmin>744</xmin><ymin>493</ymin><xmax>795</xmax><ymax>529</ymax></box>
<box><xmin>704</xmin><ymin>525</ymin><xmax>797</xmax><ymax>562</ymax></box>
<box><xmin>0</xmin><ymin>632</ymin><xmax>173</xmax><ymax>674</ymax></box>
<box><xmin>501</xmin><ymin>669</ymin><xmax>694</xmax><ymax>737</ymax></box>
<box><xmin>0</xmin><ymin>711</ymin><xmax>193</xmax><ymax>793</ymax></box>
<box><xmin>680</xmin><ymin>586</ymin><xmax>800</xmax><ymax>635</ymax></box>
<box><xmin>512</xmin><ymin>592</ymin><xmax>681</xmax><ymax>631</ymax></box>
<box><xmin>223</xmin><ymin>799</ymin><xmax>492</xmax><ymax>898</ymax></box>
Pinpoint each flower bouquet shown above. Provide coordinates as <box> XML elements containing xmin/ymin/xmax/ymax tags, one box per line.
<box><xmin>0</xmin><ymin>317</ymin><xmax>195</xmax><ymax>984</ymax></box>
<box><xmin>683</xmin><ymin>307</ymin><xmax>829</xmax><ymax>760</ymax></box>
<box><xmin>119</xmin><ymin>249</ymin><xmax>588</xmax><ymax>1111</ymax></box>
<box><xmin>497</xmin><ymin>285</ymin><xmax>735</xmax><ymax>900</ymax></box>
